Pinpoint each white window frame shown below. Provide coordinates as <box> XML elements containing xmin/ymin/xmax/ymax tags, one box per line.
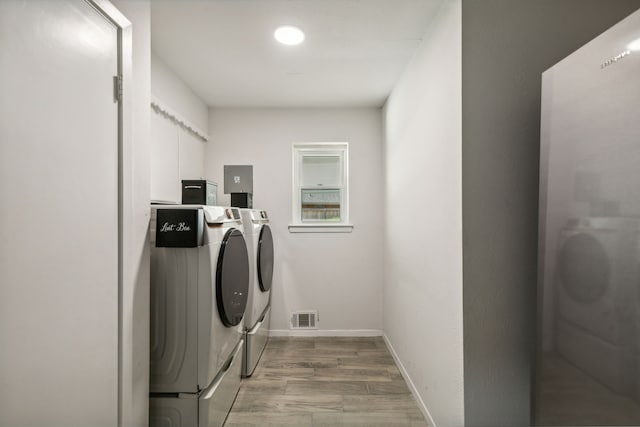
<box><xmin>289</xmin><ymin>143</ymin><xmax>353</xmax><ymax>233</ymax></box>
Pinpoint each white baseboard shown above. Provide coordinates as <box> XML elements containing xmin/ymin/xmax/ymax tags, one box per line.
<box><xmin>383</xmin><ymin>334</ymin><xmax>437</xmax><ymax>427</ymax></box>
<box><xmin>269</xmin><ymin>329</ymin><xmax>383</xmax><ymax>337</ymax></box>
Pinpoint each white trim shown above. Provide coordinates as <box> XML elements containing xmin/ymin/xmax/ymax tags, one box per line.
<box><xmin>270</xmin><ymin>329</ymin><xmax>383</xmax><ymax>337</ymax></box>
<box><xmin>90</xmin><ymin>0</ymin><xmax>131</xmax><ymax>26</ymax></box>
<box><xmin>86</xmin><ymin>1</ymin><xmax>131</xmax><ymax>425</ymax></box>
<box><xmin>150</xmin><ymin>95</ymin><xmax>210</xmax><ymax>142</ymax></box>
<box><xmin>383</xmin><ymin>334</ymin><xmax>437</xmax><ymax>427</ymax></box>
<box><xmin>288</xmin><ymin>224</ymin><xmax>354</xmax><ymax>233</ymax></box>
<box><xmin>116</xmin><ymin>19</ymin><xmax>130</xmax><ymax>427</ymax></box>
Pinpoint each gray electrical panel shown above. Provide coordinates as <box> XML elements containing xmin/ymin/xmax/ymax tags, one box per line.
<box><xmin>223</xmin><ymin>165</ymin><xmax>253</xmax><ymax>194</ymax></box>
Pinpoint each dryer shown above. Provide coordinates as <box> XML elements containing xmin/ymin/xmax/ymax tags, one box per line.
<box><xmin>555</xmin><ymin>217</ymin><xmax>640</xmax><ymax>394</ymax></box>
<box><xmin>240</xmin><ymin>209</ymin><xmax>274</xmax><ymax>377</ymax></box>
<box><xmin>149</xmin><ymin>205</ymin><xmax>249</xmax><ymax>427</ymax></box>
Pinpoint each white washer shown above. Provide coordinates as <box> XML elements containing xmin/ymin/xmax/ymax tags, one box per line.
<box><xmin>555</xmin><ymin>217</ymin><xmax>639</xmax><ymax>395</ymax></box>
<box><xmin>149</xmin><ymin>205</ymin><xmax>249</xmax><ymax>427</ymax></box>
<box><xmin>240</xmin><ymin>209</ymin><xmax>274</xmax><ymax>377</ymax></box>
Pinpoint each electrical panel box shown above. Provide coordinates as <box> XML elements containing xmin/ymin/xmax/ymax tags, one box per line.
<box><xmin>224</xmin><ymin>165</ymin><xmax>253</xmax><ymax>194</ymax></box>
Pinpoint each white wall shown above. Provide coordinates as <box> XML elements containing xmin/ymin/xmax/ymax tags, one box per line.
<box><xmin>150</xmin><ymin>52</ymin><xmax>208</xmax><ymax>203</ymax></box>
<box><xmin>110</xmin><ymin>1</ymin><xmax>151</xmax><ymax>426</ymax></box>
<box><xmin>151</xmin><ymin>52</ymin><xmax>208</xmax><ymax>132</ymax></box>
<box><xmin>206</xmin><ymin>108</ymin><xmax>384</xmax><ymax>334</ymax></box>
<box><xmin>382</xmin><ymin>1</ymin><xmax>463</xmax><ymax>426</ymax></box>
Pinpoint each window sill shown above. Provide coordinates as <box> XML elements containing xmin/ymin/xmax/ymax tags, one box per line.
<box><xmin>288</xmin><ymin>224</ymin><xmax>354</xmax><ymax>233</ymax></box>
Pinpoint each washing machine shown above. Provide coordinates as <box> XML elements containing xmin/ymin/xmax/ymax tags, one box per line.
<box><xmin>239</xmin><ymin>209</ymin><xmax>274</xmax><ymax>377</ymax></box>
<box><xmin>149</xmin><ymin>205</ymin><xmax>249</xmax><ymax>427</ymax></box>
<box><xmin>555</xmin><ymin>217</ymin><xmax>640</xmax><ymax>394</ymax></box>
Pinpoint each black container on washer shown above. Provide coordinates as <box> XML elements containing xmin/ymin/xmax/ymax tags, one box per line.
<box><xmin>181</xmin><ymin>180</ymin><xmax>217</xmax><ymax>205</ymax></box>
<box><xmin>231</xmin><ymin>192</ymin><xmax>252</xmax><ymax>208</ymax></box>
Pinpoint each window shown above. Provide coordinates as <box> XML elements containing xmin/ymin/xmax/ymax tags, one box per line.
<box><xmin>290</xmin><ymin>143</ymin><xmax>352</xmax><ymax>232</ymax></box>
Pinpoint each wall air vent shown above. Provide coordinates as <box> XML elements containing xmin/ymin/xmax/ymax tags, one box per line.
<box><xmin>291</xmin><ymin>310</ymin><xmax>318</xmax><ymax>329</ymax></box>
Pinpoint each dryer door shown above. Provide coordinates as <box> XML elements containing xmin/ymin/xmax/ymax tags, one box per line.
<box><xmin>257</xmin><ymin>224</ymin><xmax>274</xmax><ymax>292</ymax></box>
<box><xmin>558</xmin><ymin>232</ymin><xmax>610</xmax><ymax>303</ymax></box>
<box><xmin>216</xmin><ymin>229</ymin><xmax>249</xmax><ymax>327</ymax></box>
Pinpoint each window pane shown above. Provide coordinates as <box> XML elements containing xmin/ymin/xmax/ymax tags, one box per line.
<box><xmin>301</xmin><ymin>155</ymin><xmax>341</xmax><ymax>187</ymax></box>
<box><xmin>301</xmin><ymin>189</ymin><xmax>341</xmax><ymax>221</ymax></box>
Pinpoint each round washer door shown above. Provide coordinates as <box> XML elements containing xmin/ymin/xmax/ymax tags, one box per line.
<box><xmin>216</xmin><ymin>228</ymin><xmax>249</xmax><ymax>327</ymax></box>
<box><xmin>558</xmin><ymin>232</ymin><xmax>610</xmax><ymax>303</ymax></box>
<box><xmin>257</xmin><ymin>224</ymin><xmax>274</xmax><ymax>292</ymax></box>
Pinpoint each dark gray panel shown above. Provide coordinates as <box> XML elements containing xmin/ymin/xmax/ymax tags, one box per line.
<box><xmin>224</xmin><ymin>165</ymin><xmax>253</xmax><ymax>193</ymax></box>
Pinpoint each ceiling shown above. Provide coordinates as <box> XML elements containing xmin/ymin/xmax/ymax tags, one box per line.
<box><xmin>150</xmin><ymin>0</ymin><xmax>443</xmax><ymax>108</ymax></box>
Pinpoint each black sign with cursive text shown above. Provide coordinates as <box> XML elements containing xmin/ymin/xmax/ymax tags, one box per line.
<box><xmin>155</xmin><ymin>209</ymin><xmax>203</xmax><ymax>248</ymax></box>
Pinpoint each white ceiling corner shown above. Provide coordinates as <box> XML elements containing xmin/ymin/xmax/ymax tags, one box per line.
<box><xmin>151</xmin><ymin>0</ymin><xmax>443</xmax><ymax>108</ymax></box>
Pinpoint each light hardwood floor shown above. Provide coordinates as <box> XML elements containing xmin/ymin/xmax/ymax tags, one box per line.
<box><xmin>225</xmin><ymin>337</ymin><xmax>428</xmax><ymax>427</ymax></box>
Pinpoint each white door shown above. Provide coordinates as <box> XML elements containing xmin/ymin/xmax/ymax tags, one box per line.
<box><xmin>0</xmin><ymin>1</ymin><xmax>120</xmax><ymax>425</ymax></box>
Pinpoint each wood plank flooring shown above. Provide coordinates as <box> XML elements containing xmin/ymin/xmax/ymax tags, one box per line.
<box><xmin>225</xmin><ymin>337</ymin><xmax>428</xmax><ymax>427</ymax></box>
<box><xmin>536</xmin><ymin>353</ymin><xmax>640</xmax><ymax>426</ymax></box>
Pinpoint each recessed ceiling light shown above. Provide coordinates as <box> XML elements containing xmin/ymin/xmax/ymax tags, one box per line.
<box><xmin>274</xmin><ymin>26</ymin><xmax>305</xmax><ymax>46</ymax></box>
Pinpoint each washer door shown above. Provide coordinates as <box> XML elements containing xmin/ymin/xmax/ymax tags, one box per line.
<box><xmin>257</xmin><ymin>224</ymin><xmax>274</xmax><ymax>292</ymax></box>
<box><xmin>216</xmin><ymin>228</ymin><xmax>249</xmax><ymax>327</ymax></box>
<box><xmin>558</xmin><ymin>232</ymin><xmax>610</xmax><ymax>303</ymax></box>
